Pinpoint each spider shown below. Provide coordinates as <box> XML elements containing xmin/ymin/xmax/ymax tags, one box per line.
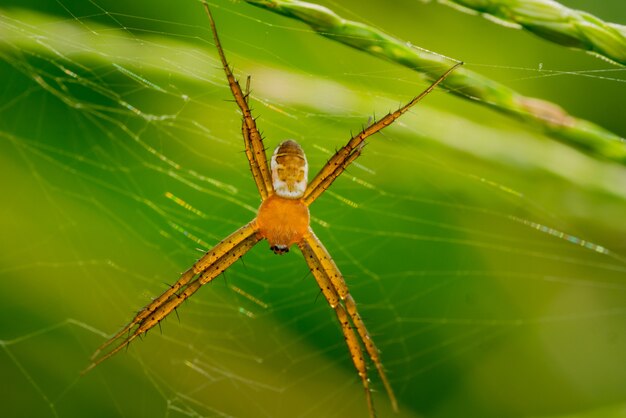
<box><xmin>85</xmin><ymin>4</ymin><xmax>461</xmax><ymax>417</ymax></box>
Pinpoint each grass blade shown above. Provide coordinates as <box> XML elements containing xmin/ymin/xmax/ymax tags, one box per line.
<box><xmin>442</xmin><ymin>0</ymin><xmax>626</xmax><ymax>66</ymax></box>
<box><xmin>245</xmin><ymin>0</ymin><xmax>626</xmax><ymax>165</ymax></box>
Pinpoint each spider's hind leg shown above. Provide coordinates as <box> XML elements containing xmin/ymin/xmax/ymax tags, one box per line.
<box><xmin>302</xmin><ymin>61</ymin><xmax>462</xmax><ymax>206</ymax></box>
<box><xmin>203</xmin><ymin>2</ymin><xmax>274</xmax><ymax>200</ymax></box>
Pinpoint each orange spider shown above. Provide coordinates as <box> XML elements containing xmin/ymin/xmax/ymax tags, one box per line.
<box><xmin>85</xmin><ymin>4</ymin><xmax>461</xmax><ymax>417</ymax></box>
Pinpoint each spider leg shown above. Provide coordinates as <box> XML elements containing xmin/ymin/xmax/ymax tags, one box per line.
<box><xmin>203</xmin><ymin>3</ymin><xmax>273</xmax><ymax>200</ymax></box>
<box><xmin>241</xmin><ymin>76</ymin><xmax>268</xmax><ymax>200</ymax></box>
<box><xmin>84</xmin><ymin>220</ymin><xmax>261</xmax><ymax>373</ymax></box>
<box><xmin>298</xmin><ymin>229</ymin><xmax>397</xmax><ymax>417</ymax></box>
<box><xmin>303</xmin><ymin>61</ymin><xmax>463</xmax><ymax>206</ymax></box>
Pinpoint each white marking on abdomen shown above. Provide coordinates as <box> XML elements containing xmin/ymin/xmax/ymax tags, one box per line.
<box><xmin>271</xmin><ymin>140</ymin><xmax>308</xmax><ymax>199</ymax></box>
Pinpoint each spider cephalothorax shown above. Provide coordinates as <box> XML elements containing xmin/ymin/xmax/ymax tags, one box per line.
<box><xmin>256</xmin><ymin>192</ymin><xmax>309</xmax><ymax>254</ymax></box>
<box><xmin>86</xmin><ymin>3</ymin><xmax>461</xmax><ymax>417</ymax></box>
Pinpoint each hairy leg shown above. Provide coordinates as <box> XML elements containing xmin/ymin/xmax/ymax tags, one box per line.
<box><xmin>204</xmin><ymin>3</ymin><xmax>273</xmax><ymax>198</ymax></box>
<box><xmin>85</xmin><ymin>221</ymin><xmax>261</xmax><ymax>373</ymax></box>
<box><xmin>299</xmin><ymin>231</ymin><xmax>397</xmax><ymax>417</ymax></box>
<box><xmin>304</xmin><ymin>61</ymin><xmax>462</xmax><ymax>205</ymax></box>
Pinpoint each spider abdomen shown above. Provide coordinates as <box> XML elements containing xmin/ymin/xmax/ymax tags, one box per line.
<box><xmin>271</xmin><ymin>140</ymin><xmax>308</xmax><ymax>199</ymax></box>
<box><xmin>257</xmin><ymin>194</ymin><xmax>309</xmax><ymax>254</ymax></box>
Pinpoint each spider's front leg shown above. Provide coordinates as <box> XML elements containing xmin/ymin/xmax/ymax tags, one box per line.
<box><xmin>84</xmin><ymin>221</ymin><xmax>261</xmax><ymax>373</ymax></box>
<box><xmin>298</xmin><ymin>228</ymin><xmax>397</xmax><ymax>418</ymax></box>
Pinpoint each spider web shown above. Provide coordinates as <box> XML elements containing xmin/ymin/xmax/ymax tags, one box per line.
<box><xmin>1</xmin><ymin>1</ymin><xmax>625</xmax><ymax>417</ymax></box>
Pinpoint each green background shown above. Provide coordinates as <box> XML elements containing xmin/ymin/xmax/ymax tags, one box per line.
<box><xmin>1</xmin><ymin>1</ymin><xmax>625</xmax><ymax>417</ymax></box>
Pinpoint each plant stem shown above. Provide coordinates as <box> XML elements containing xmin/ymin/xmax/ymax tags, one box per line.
<box><xmin>245</xmin><ymin>0</ymin><xmax>626</xmax><ymax>165</ymax></box>
<box><xmin>440</xmin><ymin>0</ymin><xmax>626</xmax><ymax>66</ymax></box>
